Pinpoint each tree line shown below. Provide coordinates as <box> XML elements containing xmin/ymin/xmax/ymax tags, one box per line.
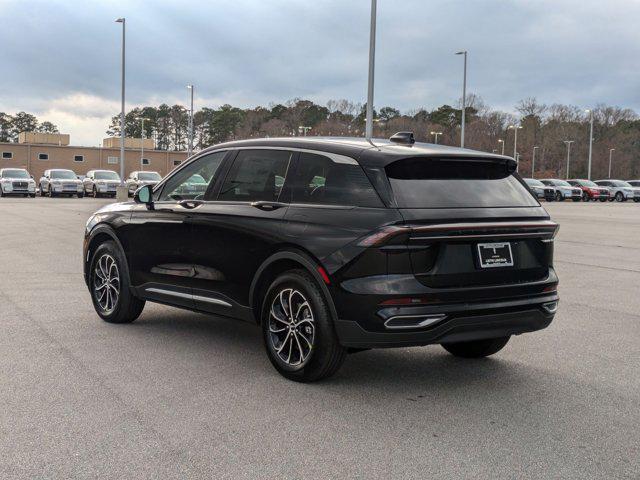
<box><xmin>0</xmin><ymin>112</ymin><xmax>59</xmax><ymax>142</ymax></box>
<box><xmin>107</xmin><ymin>97</ymin><xmax>640</xmax><ymax>179</ymax></box>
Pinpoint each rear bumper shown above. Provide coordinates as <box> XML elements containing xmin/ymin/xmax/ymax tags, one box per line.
<box><xmin>334</xmin><ymin>293</ymin><xmax>558</xmax><ymax>348</ymax></box>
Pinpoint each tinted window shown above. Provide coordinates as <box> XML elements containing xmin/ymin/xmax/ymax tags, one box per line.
<box><xmin>291</xmin><ymin>153</ymin><xmax>383</xmax><ymax>207</ymax></box>
<box><xmin>629</xmin><ymin>181</ymin><xmax>640</xmax><ymax>187</ymax></box>
<box><xmin>159</xmin><ymin>151</ymin><xmax>226</xmax><ymax>201</ymax></box>
<box><xmin>138</xmin><ymin>172</ymin><xmax>161</xmax><ymax>181</ymax></box>
<box><xmin>386</xmin><ymin>158</ymin><xmax>537</xmax><ymax>208</ymax></box>
<box><xmin>218</xmin><ymin>150</ymin><xmax>291</xmax><ymax>202</ymax></box>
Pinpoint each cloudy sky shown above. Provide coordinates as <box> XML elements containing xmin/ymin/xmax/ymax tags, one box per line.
<box><xmin>1</xmin><ymin>0</ymin><xmax>639</xmax><ymax>145</ymax></box>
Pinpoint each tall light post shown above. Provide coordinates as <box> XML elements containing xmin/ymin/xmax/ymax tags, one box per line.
<box><xmin>298</xmin><ymin>126</ymin><xmax>312</xmax><ymax>136</ymax></box>
<box><xmin>430</xmin><ymin>131</ymin><xmax>443</xmax><ymax>144</ymax></box>
<box><xmin>187</xmin><ymin>85</ymin><xmax>194</xmax><ymax>157</ymax></box>
<box><xmin>508</xmin><ymin>125</ymin><xmax>523</xmax><ymax>170</ymax></box>
<box><xmin>365</xmin><ymin>0</ymin><xmax>377</xmax><ymax>140</ymax></box>
<box><xmin>498</xmin><ymin>139</ymin><xmax>505</xmax><ymax>155</ymax></box>
<box><xmin>532</xmin><ymin>146</ymin><xmax>539</xmax><ymax>178</ymax></box>
<box><xmin>586</xmin><ymin>109</ymin><xmax>594</xmax><ymax>180</ymax></box>
<box><xmin>137</xmin><ymin>117</ymin><xmax>150</xmax><ymax>171</ymax></box>
<box><xmin>455</xmin><ymin>50</ymin><xmax>468</xmax><ymax>148</ymax></box>
<box><xmin>564</xmin><ymin>140</ymin><xmax>574</xmax><ymax>179</ymax></box>
<box><xmin>608</xmin><ymin>148</ymin><xmax>615</xmax><ymax>178</ymax></box>
<box><xmin>115</xmin><ymin>17</ymin><xmax>126</xmax><ymax>186</ymax></box>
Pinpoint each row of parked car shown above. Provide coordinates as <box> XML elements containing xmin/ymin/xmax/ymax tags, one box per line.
<box><xmin>0</xmin><ymin>168</ymin><xmax>162</xmax><ymax>198</ymax></box>
<box><xmin>524</xmin><ymin>178</ymin><xmax>640</xmax><ymax>202</ymax></box>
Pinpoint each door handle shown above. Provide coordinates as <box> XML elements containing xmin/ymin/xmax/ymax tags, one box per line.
<box><xmin>179</xmin><ymin>199</ymin><xmax>204</xmax><ymax>209</ymax></box>
<box><xmin>251</xmin><ymin>201</ymin><xmax>287</xmax><ymax>211</ymax></box>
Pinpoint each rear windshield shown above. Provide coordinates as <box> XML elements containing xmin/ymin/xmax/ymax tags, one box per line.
<box><xmin>386</xmin><ymin>158</ymin><xmax>537</xmax><ymax>208</ymax></box>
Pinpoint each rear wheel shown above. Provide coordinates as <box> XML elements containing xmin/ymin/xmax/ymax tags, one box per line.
<box><xmin>261</xmin><ymin>269</ymin><xmax>346</xmax><ymax>382</ymax></box>
<box><xmin>442</xmin><ymin>336</ymin><xmax>510</xmax><ymax>358</ymax></box>
<box><xmin>89</xmin><ymin>241</ymin><xmax>145</xmax><ymax>323</ymax></box>
<box><xmin>615</xmin><ymin>192</ymin><xmax>624</xmax><ymax>202</ymax></box>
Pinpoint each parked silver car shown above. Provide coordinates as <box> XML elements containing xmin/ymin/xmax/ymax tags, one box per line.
<box><xmin>625</xmin><ymin>180</ymin><xmax>640</xmax><ymax>202</ymax></box>
<box><xmin>539</xmin><ymin>179</ymin><xmax>582</xmax><ymax>202</ymax></box>
<box><xmin>125</xmin><ymin>170</ymin><xmax>162</xmax><ymax>196</ymax></box>
<box><xmin>523</xmin><ymin>178</ymin><xmax>555</xmax><ymax>201</ymax></box>
<box><xmin>0</xmin><ymin>168</ymin><xmax>37</xmax><ymax>197</ymax></box>
<box><xmin>594</xmin><ymin>180</ymin><xmax>636</xmax><ymax>202</ymax></box>
<box><xmin>83</xmin><ymin>170</ymin><xmax>122</xmax><ymax>198</ymax></box>
<box><xmin>40</xmin><ymin>169</ymin><xmax>84</xmax><ymax>197</ymax></box>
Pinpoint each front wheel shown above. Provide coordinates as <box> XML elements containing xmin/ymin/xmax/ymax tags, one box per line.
<box><xmin>615</xmin><ymin>192</ymin><xmax>624</xmax><ymax>202</ymax></box>
<box><xmin>582</xmin><ymin>192</ymin><xmax>590</xmax><ymax>202</ymax></box>
<box><xmin>442</xmin><ymin>336</ymin><xmax>510</xmax><ymax>358</ymax></box>
<box><xmin>555</xmin><ymin>192</ymin><xmax>563</xmax><ymax>202</ymax></box>
<box><xmin>89</xmin><ymin>241</ymin><xmax>145</xmax><ymax>323</ymax></box>
<box><xmin>262</xmin><ymin>269</ymin><xmax>346</xmax><ymax>382</ymax></box>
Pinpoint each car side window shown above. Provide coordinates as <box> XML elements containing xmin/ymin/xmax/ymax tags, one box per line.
<box><xmin>218</xmin><ymin>150</ymin><xmax>292</xmax><ymax>202</ymax></box>
<box><xmin>158</xmin><ymin>151</ymin><xmax>226</xmax><ymax>201</ymax></box>
<box><xmin>291</xmin><ymin>152</ymin><xmax>383</xmax><ymax>207</ymax></box>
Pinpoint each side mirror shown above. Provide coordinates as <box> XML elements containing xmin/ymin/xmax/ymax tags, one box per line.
<box><xmin>134</xmin><ymin>184</ymin><xmax>154</xmax><ymax>208</ymax></box>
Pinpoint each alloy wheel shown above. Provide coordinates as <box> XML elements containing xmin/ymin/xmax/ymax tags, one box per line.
<box><xmin>268</xmin><ymin>288</ymin><xmax>315</xmax><ymax>367</ymax></box>
<box><xmin>93</xmin><ymin>254</ymin><xmax>120</xmax><ymax>314</ymax></box>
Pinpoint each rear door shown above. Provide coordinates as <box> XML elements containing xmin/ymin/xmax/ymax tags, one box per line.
<box><xmin>187</xmin><ymin>149</ymin><xmax>295</xmax><ymax>318</ymax></box>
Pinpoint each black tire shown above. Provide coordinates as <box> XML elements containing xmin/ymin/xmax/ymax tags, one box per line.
<box><xmin>572</xmin><ymin>197</ymin><xmax>581</xmax><ymax>202</ymax></box>
<box><xmin>582</xmin><ymin>192</ymin><xmax>590</xmax><ymax>202</ymax></box>
<box><xmin>634</xmin><ymin>198</ymin><xmax>640</xmax><ymax>203</ymax></box>
<box><xmin>89</xmin><ymin>241</ymin><xmax>145</xmax><ymax>324</ymax></box>
<box><xmin>599</xmin><ymin>198</ymin><xmax>607</xmax><ymax>202</ymax></box>
<box><xmin>93</xmin><ymin>186</ymin><xmax>98</xmax><ymax>198</ymax></box>
<box><xmin>442</xmin><ymin>336</ymin><xmax>510</xmax><ymax>358</ymax></box>
<box><xmin>555</xmin><ymin>192</ymin><xmax>563</xmax><ymax>202</ymax></box>
<box><xmin>0</xmin><ymin>187</ymin><xmax>5</xmax><ymax>198</ymax></box>
<box><xmin>615</xmin><ymin>192</ymin><xmax>624</xmax><ymax>202</ymax></box>
<box><xmin>77</xmin><ymin>192</ymin><xmax>84</xmax><ymax>199</ymax></box>
<box><xmin>261</xmin><ymin>269</ymin><xmax>347</xmax><ymax>382</ymax></box>
<box><xmin>29</xmin><ymin>193</ymin><xmax>36</xmax><ymax>198</ymax></box>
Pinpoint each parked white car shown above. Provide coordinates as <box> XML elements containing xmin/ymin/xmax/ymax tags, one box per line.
<box><xmin>83</xmin><ymin>170</ymin><xmax>122</xmax><ymax>198</ymax></box>
<box><xmin>40</xmin><ymin>169</ymin><xmax>84</xmax><ymax>198</ymax></box>
<box><xmin>594</xmin><ymin>180</ymin><xmax>636</xmax><ymax>202</ymax></box>
<box><xmin>0</xmin><ymin>168</ymin><xmax>37</xmax><ymax>198</ymax></box>
<box><xmin>539</xmin><ymin>179</ymin><xmax>582</xmax><ymax>202</ymax></box>
<box><xmin>125</xmin><ymin>171</ymin><xmax>162</xmax><ymax>196</ymax></box>
<box><xmin>625</xmin><ymin>180</ymin><xmax>640</xmax><ymax>202</ymax></box>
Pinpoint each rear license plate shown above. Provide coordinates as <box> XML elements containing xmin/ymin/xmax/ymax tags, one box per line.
<box><xmin>477</xmin><ymin>242</ymin><xmax>514</xmax><ymax>268</ymax></box>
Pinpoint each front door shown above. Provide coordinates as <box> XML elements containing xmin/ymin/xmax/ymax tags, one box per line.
<box><xmin>128</xmin><ymin>151</ymin><xmax>229</xmax><ymax>309</ymax></box>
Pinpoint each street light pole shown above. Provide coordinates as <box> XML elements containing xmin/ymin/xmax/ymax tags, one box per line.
<box><xmin>187</xmin><ymin>85</ymin><xmax>194</xmax><ymax>157</ymax></box>
<box><xmin>564</xmin><ymin>140</ymin><xmax>574</xmax><ymax>179</ymax></box>
<box><xmin>115</xmin><ymin>17</ymin><xmax>126</xmax><ymax>185</ymax></box>
<box><xmin>138</xmin><ymin>117</ymin><xmax>149</xmax><ymax>171</ymax></box>
<box><xmin>430</xmin><ymin>131</ymin><xmax>442</xmax><ymax>144</ymax></box>
<box><xmin>532</xmin><ymin>146</ymin><xmax>539</xmax><ymax>178</ymax></box>
<box><xmin>298</xmin><ymin>126</ymin><xmax>312</xmax><ymax>136</ymax></box>
<box><xmin>455</xmin><ymin>50</ymin><xmax>467</xmax><ymax>148</ymax></box>
<box><xmin>508</xmin><ymin>125</ymin><xmax>523</xmax><ymax>169</ymax></box>
<box><xmin>365</xmin><ymin>0</ymin><xmax>377</xmax><ymax>141</ymax></box>
<box><xmin>586</xmin><ymin>109</ymin><xmax>594</xmax><ymax>180</ymax></box>
<box><xmin>608</xmin><ymin>148</ymin><xmax>615</xmax><ymax>178</ymax></box>
<box><xmin>498</xmin><ymin>139</ymin><xmax>505</xmax><ymax>155</ymax></box>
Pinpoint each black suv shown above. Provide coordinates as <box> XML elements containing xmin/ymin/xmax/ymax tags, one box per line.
<box><xmin>83</xmin><ymin>134</ymin><xmax>559</xmax><ymax>382</ymax></box>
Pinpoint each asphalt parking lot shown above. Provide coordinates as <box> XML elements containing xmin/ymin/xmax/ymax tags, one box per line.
<box><xmin>0</xmin><ymin>197</ymin><xmax>638</xmax><ymax>479</ymax></box>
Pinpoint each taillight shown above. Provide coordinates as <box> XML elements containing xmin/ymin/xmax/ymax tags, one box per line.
<box><xmin>357</xmin><ymin>225</ymin><xmax>409</xmax><ymax>247</ymax></box>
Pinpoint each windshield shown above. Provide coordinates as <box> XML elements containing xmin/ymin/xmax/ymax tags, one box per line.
<box><xmin>95</xmin><ymin>171</ymin><xmax>120</xmax><ymax>181</ymax></box>
<box><xmin>2</xmin><ymin>169</ymin><xmax>29</xmax><ymax>179</ymax></box>
<box><xmin>51</xmin><ymin>170</ymin><xmax>77</xmax><ymax>180</ymax></box>
<box><xmin>386</xmin><ymin>158</ymin><xmax>538</xmax><ymax>208</ymax></box>
<box><xmin>580</xmin><ymin>180</ymin><xmax>598</xmax><ymax>187</ymax></box>
<box><xmin>138</xmin><ymin>172</ymin><xmax>161</xmax><ymax>181</ymax></box>
<box><xmin>552</xmin><ymin>180</ymin><xmax>571</xmax><ymax>187</ymax></box>
<box><xmin>525</xmin><ymin>179</ymin><xmax>544</xmax><ymax>187</ymax></box>
<box><xmin>612</xmin><ymin>180</ymin><xmax>631</xmax><ymax>187</ymax></box>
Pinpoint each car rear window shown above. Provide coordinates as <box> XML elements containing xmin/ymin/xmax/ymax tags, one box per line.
<box><xmin>385</xmin><ymin>157</ymin><xmax>538</xmax><ymax>208</ymax></box>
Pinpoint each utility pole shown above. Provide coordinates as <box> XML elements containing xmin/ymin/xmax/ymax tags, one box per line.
<box><xmin>608</xmin><ymin>148</ymin><xmax>615</xmax><ymax>178</ymax></box>
<box><xmin>455</xmin><ymin>50</ymin><xmax>468</xmax><ymax>148</ymax></box>
<box><xmin>564</xmin><ymin>140</ymin><xmax>574</xmax><ymax>179</ymax></box>
<box><xmin>365</xmin><ymin>0</ymin><xmax>377</xmax><ymax>140</ymax></box>
<box><xmin>115</xmin><ymin>17</ymin><xmax>126</xmax><ymax>186</ymax></box>
<box><xmin>532</xmin><ymin>146</ymin><xmax>539</xmax><ymax>178</ymax></box>
<box><xmin>586</xmin><ymin>109</ymin><xmax>594</xmax><ymax>180</ymax></box>
<box><xmin>187</xmin><ymin>85</ymin><xmax>194</xmax><ymax>157</ymax></box>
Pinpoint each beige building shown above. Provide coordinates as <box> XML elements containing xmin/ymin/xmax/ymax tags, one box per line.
<box><xmin>1</xmin><ymin>133</ymin><xmax>189</xmax><ymax>180</ymax></box>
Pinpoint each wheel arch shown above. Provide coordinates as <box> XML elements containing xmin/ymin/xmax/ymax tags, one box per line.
<box><xmin>83</xmin><ymin>224</ymin><xmax>129</xmax><ymax>287</ymax></box>
<box><xmin>249</xmin><ymin>249</ymin><xmax>338</xmax><ymax>325</ymax></box>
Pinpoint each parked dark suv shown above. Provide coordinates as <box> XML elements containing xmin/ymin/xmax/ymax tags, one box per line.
<box><xmin>83</xmin><ymin>135</ymin><xmax>559</xmax><ymax>382</ymax></box>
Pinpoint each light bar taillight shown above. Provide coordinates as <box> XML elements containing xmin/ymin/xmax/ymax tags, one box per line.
<box><xmin>357</xmin><ymin>225</ymin><xmax>408</xmax><ymax>247</ymax></box>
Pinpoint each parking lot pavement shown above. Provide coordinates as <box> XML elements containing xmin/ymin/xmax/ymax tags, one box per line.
<box><xmin>0</xmin><ymin>197</ymin><xmax>638</xmax><ymax>479</ymax></box>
